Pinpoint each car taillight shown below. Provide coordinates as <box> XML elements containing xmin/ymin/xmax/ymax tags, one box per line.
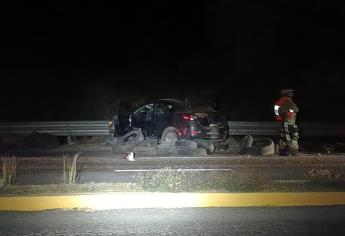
<box><xmin>191</xmin><ymin>130</ymin><xmax>200</xmax><ymax>135</ymax></box>
<box><xmin>182</xmin><ymin>114</ymin><xmax>196</xmax><ymax>121</ymax></box>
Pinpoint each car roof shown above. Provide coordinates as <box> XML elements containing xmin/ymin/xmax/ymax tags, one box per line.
<box><xmin>157</xmin><ymin>99</ymin><xmax>218</xmax><ymax>113</ymax></box>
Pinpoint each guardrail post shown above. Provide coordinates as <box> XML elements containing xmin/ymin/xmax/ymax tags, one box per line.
<box><xmin>67</xmin><ymin>136</ymin><xmax>74</xmax><ymax>145</ymax></box>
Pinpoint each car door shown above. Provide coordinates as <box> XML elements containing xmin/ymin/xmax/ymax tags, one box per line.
<box><xmin>130</xmin><ymin>104</ymin><xmax>154</xmax><ymax>137</ymax></box>
<box><xmin>151</xmin><ymin>103</ymin><xmax>173</xmax><ymax>137</ymax></box>
<box><xmin>111</xmin><ymin>100</ymin><xmax>131</xmax><ymax>137</ymax></box>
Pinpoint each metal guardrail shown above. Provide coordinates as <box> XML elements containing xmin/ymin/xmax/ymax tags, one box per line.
<box><xmin>0</xmin><ymin>121</ymin><xmax>344</xmax><ymax>137</ymax></box>
<box><xmin>227</xmin><ymin>121</ymin><xmax>345</xmax><ymax>137</ymax></box>
<box><xmin>0</xmin><ymin>121</ymin><xmax>110</xmax><ymax>136</ymax></box>
<box><xmin>227</xmin><ymin>121</ymin><xmax>280</xmax><ymax>136</ymax></box>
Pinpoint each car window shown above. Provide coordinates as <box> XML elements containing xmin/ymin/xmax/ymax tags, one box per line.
<box><xmin>132</xmin><ymin>104</ymin><xmax>154</xmax><ymax>122</ymax></box>
<box><xmin>154</xmin><ymin>104</ymin><xmax>172</xmax><ymax>120</ymax></box>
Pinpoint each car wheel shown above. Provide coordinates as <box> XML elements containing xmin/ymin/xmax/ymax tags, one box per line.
<box><xmin>159</xmin><ymin>127</ymin><xmax>178</xmax><ymax>144</ymax></box>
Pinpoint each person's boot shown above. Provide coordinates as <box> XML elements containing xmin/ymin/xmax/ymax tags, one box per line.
<box><xmin>290</xmin><ymin>150</ymin><xmax>300</xmax><ymax>156</ymax></box>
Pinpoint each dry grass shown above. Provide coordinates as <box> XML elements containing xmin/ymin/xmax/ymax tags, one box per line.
<box><xmin>136</xmin><ymin>167</ymin><xmax>186</xmax><ymax>192</ymax></box>
<box><xmin>136</xmin><ymin>167</ymin><xmax>271</xmax><ymax>192</ymax></box>
<box><xmin>304</xmin><ymin>162</ymin><xmax>345</xmax><ymax>183</ymax></box>
<box><xmin>62</xmin><ymin>153</ymin><xmax>82</xmax><ymax>184</ymax></box>
<box><xmin>1</xmin><ymin>156</ymin><xmax>16</xmax><ymax>186</ymax></box>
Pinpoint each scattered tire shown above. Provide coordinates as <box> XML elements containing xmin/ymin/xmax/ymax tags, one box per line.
<box><xmin>159</xmin><ymin>126</ymin><xmax>178</xmax><ymax>144</ymax></box>
<box><xmin>112</xmin><ymin>129</ymin><xmax>144</xmax><ymax>154</ymax></box>
<box><xmin>240</xmin><ymin>135</ymin><xmax>275</xmax><ymax>156</ymax></box>
<box><xmin>122</xmin><ymin>129</ymin><xmax>144</xmax><ymax>143</ymax></box>
<box><xmin>250</xmin><ymin>137</ymin><xmax>275</xmax><ymax>156</ymax></box>
<box><xmin>221</xmin><ymin>136</ymin><xmax>241</xmax><ymax>153</ymax></box>
<box><xmin>193</xmin><ymin>139</ymin><xmax>216</xmax><ymax>153</ymax></box>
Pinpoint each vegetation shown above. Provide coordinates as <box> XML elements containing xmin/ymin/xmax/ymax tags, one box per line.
<box><xmin>1</xmin><ymin>157</ymin><xmax>345</xmax><ymax>195</ymax></box>
<box><xmin>304</xmin><ymin>163</ymin><xmax>345</xmax><ymax>183</ymax></box>
<box><xmin>1</xmin><ymin>156</ymin><xmax>17</xmax><ymax>186</ymax></box>
<box><xmin>136</xmin><ymin>167</ymin><xmax>270</xmax><ymax>192</ymax></box>
<box><xmin>301</xmin><ymin>160</ymin><xmax>345</xmax><ymax>190</ymax></box>
<box><xmin>136</xmin><ymin>167</ymin><xmax>186</xmax><ymax>192</ymax></box>
<box><xmin>62</xmin><ymin>153</ymin><xmax>83</xmax><ymax>184</ymax></box>
<box><xmin>135</xmin><ymin>165</ymin><xmax>345</xmax><ymax>192</ymax></box>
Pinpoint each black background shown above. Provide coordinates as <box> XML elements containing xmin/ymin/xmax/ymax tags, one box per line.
<box><xmin>1</xmin><ymin>1</ymin><xmax>344</xmax><ymax>121</ymax></box>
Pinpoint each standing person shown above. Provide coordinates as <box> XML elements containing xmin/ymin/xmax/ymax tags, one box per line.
<box><xmin>274</xmin><ymin>89</ymin><xmax>299</xmax><ymax>156</ymax></box>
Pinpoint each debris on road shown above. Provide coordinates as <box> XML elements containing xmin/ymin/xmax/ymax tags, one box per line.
<box><xmin>240</xmin><ymin>135</ymin><xmax>275</xmax><ymax>156</ymax></box>
<box><xmin>126</xmin><ymin>152</ymin><xmax>135</xmax><ymax>161</ymax></box>
<box><xmin>111</xmin><ymin>128</ymin><xmax>275</xmax><ymax>157</ymax></box>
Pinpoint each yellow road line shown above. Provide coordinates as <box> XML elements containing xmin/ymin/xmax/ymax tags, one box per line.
<box><xmin>0</xmin><ymin>192</ymin><xmax>345</xmax><ymax>211</ymax></box>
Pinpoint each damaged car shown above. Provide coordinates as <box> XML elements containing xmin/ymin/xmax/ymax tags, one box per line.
<box><xmin>109</xmin><ymin>99</ymin><xmax>228</xmax><ymax>154</ymax></box>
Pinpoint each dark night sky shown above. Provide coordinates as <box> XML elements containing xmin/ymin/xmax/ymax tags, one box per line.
<box><xmin>1</xmin><ymin>1</ymin><xmax>345</xmax><ymax>121</ymax></box>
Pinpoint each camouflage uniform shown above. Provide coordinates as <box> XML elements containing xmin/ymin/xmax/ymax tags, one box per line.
<box><xmin>275</xmin><ymin>95</ymin><xmax>299</xmax><ymax>155</ymax></box>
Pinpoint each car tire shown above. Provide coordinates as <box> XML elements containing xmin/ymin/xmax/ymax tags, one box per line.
<box><xmin>112</xmin><ymin>129</ymin><xmax>144</xmax><ymax>154</ymax></box>
<box><xmin>159</xmin><ymin>126</ymin><xmax>178</xmax><ymax>144</ymax></box>
<box><xmin>122</xmin><ymin>133</ymin><xmax>137</xmax><ymax>143</ymax></box>
<box><xmin>193</xmin><ymin>139</ymin><xmax>216</xmax><ymax>153</ymax></box>
<box><xmin>196</xmin><ymin>147</ymin><xmax>208</xmax><ymax>156</ymax></box>
<box><xmin>221</xmin><ymin>136</ymin><xmax>241</xmax><ymax>152</ymax></box>
<box><xmin>250</xmin><ymin>137</ymin><xmax>275</xmax><ymax>156</ymax></box>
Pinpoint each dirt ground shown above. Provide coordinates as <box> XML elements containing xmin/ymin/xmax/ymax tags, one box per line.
<box><xmin>0</xmin><ymin>183</ymin><xmax>139</xmax><ymax>196</ymax></box>
<box><xmin>1</xmin><ymin>153</ymin><xmax>345</xmax><ymax>195</ymax></box>
<box><xmin>1</xmin><ymin>135</ymin><xmax>345</xmax><ymax>195</ymax></box>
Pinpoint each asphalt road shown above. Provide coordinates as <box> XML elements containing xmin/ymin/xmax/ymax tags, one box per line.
<box><xmin>0</xmin><ymin>206</ymin><xmax>344</xmax><ymax>235</ymax></box>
